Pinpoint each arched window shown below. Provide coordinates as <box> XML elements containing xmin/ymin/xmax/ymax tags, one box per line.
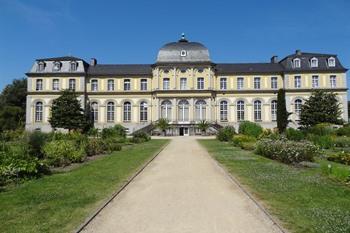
<box><xmin>195</xmin><ymin>100</ymin><xmax>206</xmax><ymax>121</ymax></box>
<box><xmin>123</xmin><ymin>102</ymin><xmax>131</xmax><ymax>122</ymax></box>
<box><xmin>91</xmin><ymin>102</ymin><xmax>98</xmax><ymax>122</ymax></box>
<box><xmin>220</xmin><ymin>100</ymin><xmax>228</xmax><ymax>122</ymax></box>
<box><xmin>140</xmin><ymin>101</ymin><xmax>148</xmax><ymax>121</ymax></box>
<box><xmin>295</xmin><ymin>99</ymin><xmax>302</xmax><ymax>119</ymax></box>
<box><xmin>35</xmin><ymin>102</ymin><xmax>43</xmax><ymax>122</ymax></box>
<box><xmin>178</xmin><ymin>100</ymin><xmax>189</xmax><ymax>122</ymax></box>
<box><xmin>271</xmin><ymin>100</ymin><xmax>277</xmax><ymax>121</ymax></box>
<box><xmin>254</xmin><ymin>100</ymin><xmax>262</xmax><ymax>121</ymax></box>
<box><xmin>161</xmin><ymin>100</ymin><xmax>172</xmax><ymax>120</ymax></box>
<box><xmin>107</xmin><ymin>102</ymin><xmax>114</xmax><ymax>122</ymax></box>
<box><xmin>237</xmin><ymin>100</ymin><xmax>245</xmax><ymax>121</ymax></box>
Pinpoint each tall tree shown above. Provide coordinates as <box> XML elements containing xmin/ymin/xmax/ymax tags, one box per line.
<box><xmin>277</xmin><ymin>88</ymin><xmax>291</xmax><ymax>133</ymax></box>
<box><xmin>299</xmin><ymin>90</ymin><xmax>342</xmax><ymax>128</ymax></box>
<box><xmin>49</xmin><ymin>90</ymin><xmax>91</xmax><ymax>131</ymax></box>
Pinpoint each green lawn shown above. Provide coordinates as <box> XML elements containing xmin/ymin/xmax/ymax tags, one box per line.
<box><xmin>0</xmin><ymin>139</ymin><xmax>168</xmax><ymax>233</ymax></box>
<box><xmin>199</xmin><ymin>139</ymin><xmax>350</xmax><ymax>233</ymax></box>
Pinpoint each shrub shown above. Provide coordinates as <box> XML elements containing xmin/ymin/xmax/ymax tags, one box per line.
<box><xmin>333</xmin><ymin>136</ymin><xmax>350</xmax><ymax>148</ymax></box>
<box><xmin>26</xmin><ymin>131</ymin><xmax>50</xmax><ymax>159</ymax></box>
<box><xmin>286</xmin><ymin>128</ymin><xmax>305</xmax><ymax>141</ymax></box>
<box><xmin>238</xmin><ymin>121</ymin><xmax>263</xmax><ymax>138</ymax></box>
<box><xmin>336</xmin><ymin>126</ymin><xmax>350</xmax><ymax>137</ymax></box>
<box><xmin>255</xmin><ymin>138</ymin><xmax>319</xmax><ymax>164</ymax></box>
<box><xmin>103</xmin><ymin>138</ymin><xmax>122</xmax><ymax>152</ymax></box>
<box><xmin>240</xmin><ymin>142</ymin><xmax>256</xmax><ymax>151</ymax></box>
<box><xmin>85</xmin><ymin>138</ymin><xmax>105</xmax><ymax>156</ymax></box>
<box><xmin>308</xmin><ymin>123</ymin><xmax>335</xmax><ymax>136</ymax></box>
<box><xmin>216</xmin><ymin>126</ymin><xmax>236</xmax><ymax>141</ymax></box>
<box><xmin>232</xmin><ymin>135</ymin><xmax>256</xmax><ymax>147</ymax></box>
<box><xmin>101</xmin><ymin>125</ymin><xmax>126</xmax><ymax>139</ymax></box>
<box><xmin>131</xmin><ymin>131</ymin><xmax>151</xmax><ymax>143</ymax></box>
<box><xmin>0</xmin><ymin>129</ymin><xmax>24</xmax><ymax>142</ymax></box>
<box><xmin>307</xmin><ymin>134</ymin><xmax>334</xmax><ymax>149</ymax></box>
<box><xmin>327</xmin><ymin>151</ymin><xmax>350</xmax><ymax>165</ymax></box>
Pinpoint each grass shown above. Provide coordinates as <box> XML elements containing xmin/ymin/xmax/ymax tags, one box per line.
<box><xmin>199</xmin><ymin>139</ymin><xmax>350</xmax><ymax>233</ymax></box>
<box><xmin>0</xmin><ymin>139</ymin><xmax>168</xmax><ymax>233</ymax></box>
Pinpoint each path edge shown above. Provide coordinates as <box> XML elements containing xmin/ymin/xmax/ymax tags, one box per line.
<box><xmin>75</xmin><ymin>139</ymin><xmax>170</xmax><ymax>233</ymax></box>
<box><xmin>197</xmin><ymin>139</ymin><xmax>288</xmax><ymax>233</ymax></box>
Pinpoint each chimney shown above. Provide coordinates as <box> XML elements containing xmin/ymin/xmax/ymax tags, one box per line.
<box><xmin>295</xmin><ymin>50</ymin><xmax>302</xmax><ymax>55</ymax></box>
<box><xmin>90</xmin><ymin>58</ymin><xmax>97</xmax><ymax>66</ymax></box>
<box><xmin>270</xmin><ymin>55</ymin><xmax>278</xmax><ymax>63</ymax></box>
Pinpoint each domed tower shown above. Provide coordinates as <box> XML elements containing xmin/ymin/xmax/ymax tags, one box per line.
<box><xmin>156</xmin><ymin>33</ymin><xmax>211</xmax><ymax>64</ymax></box>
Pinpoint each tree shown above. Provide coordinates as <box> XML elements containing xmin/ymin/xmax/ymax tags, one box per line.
<box><xmin>49</xmin><ymin>90</ymin><xmax>91</xmax><ymax>131</ymax></box>
<box><xmin>0</xmin><ymin>78</ymin><xmax>27</xmax><ymax>131</ymax></box>
<box><xmin>156</xmin><ymin>118</ymin><xmax>170</xmax><ymax>136</ymax></box>
<box><xmin>197</xmin><ymin>120</ymin><xmax>210</xmax><ymax>135</ymax></box>
<box><xmin>299</xmin><ymin>90</ymin><xmax>342</xmax><ymax>128</ymax></box>
<box><xmin>277</xmin><ymin>88</ymin><xmax>291</xmax><ymax>133</ymax></box>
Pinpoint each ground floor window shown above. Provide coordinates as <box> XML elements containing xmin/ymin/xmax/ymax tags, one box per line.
<box><xmin>123</xmin><ymin>102</ymin><xmax>131</xmax><ymax>122</ymax></box>
<box><xmin>140</xmin><ymin>101</ymin><xmax>148</xmax><ymax>121</ymax></box>
<box><xmin>161</xmin><ymin>100</ymin><xmax>172</xmax><ymax>121</ymax></box>
<box><xmin>107</xmin><ymin>102</ymin><xmax>114</xmax><ymax>122</ymax></box>
<box><xmin>195</xmin><ymin>100</ymin><xmax>206</xmax><ymax>121</ymax></box>
<box><xmin>237</xmin><ymin>100</ymin><xmax>244</xmax><ymax>121</ymax></box>
<box><xmin>220</xmin><ymin>100</ymin><xmax>228</xmax><ymax>121</ymax></box>
<box><xmin>91</xmin><ymin>102</ymin><xmax>98</xmax><ymax>122</ymax></box>
<box><xmin>254</xmin><ymin>100</ymin><xmax>262</xmax><ymax>121</ymax></box>
<box><xmin>178</xmin><ymin>100</ymin><xmax>189</xmax><ymax>122</ymax></box>
<box><xmin>35</xmin><ymin>102</ymin><xmax>43</xmax><ymax>122</ymax></box>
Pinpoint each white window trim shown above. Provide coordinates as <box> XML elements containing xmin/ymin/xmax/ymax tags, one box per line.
<box><xmin>293</xmin><ymin>58</ymin><xmax>301</xmax><ymax>68</ymax></box>
<box><xmin>310</xmin><ymin>57</ymin><xmax>318</xmax><ymax>68</ymax></box>
<box><xmin>328</xmin><ymin>57</ymin><xmax>336</xmax><ymax>67</ymax></box>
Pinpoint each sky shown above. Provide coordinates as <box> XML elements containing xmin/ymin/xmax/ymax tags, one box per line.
<box><xmin>0</xmin><ymin>0</ymin><xmax>349</xmax><ymax>95</ymax></box>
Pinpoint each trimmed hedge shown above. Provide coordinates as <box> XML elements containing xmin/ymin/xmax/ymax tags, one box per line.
<box><xmin>238</xmin><ymin>121</ymin><xmax>263</xmax><ymax>138</ymax></box>
<box><xmin>217</xmin><ymin>126</ymin><xmax>236</xmax><ymax>141</ymax></box>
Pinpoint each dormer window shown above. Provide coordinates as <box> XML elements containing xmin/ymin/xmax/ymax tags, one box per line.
<box><xmin>293</xmin><ymin>58</ymin><xmax>301</xmax><ymax>68</ymax></box>
<box><xmin>310</xmin><ymin>57</ymin><xmax>318</xmax><ymax>68</ymax></box>
<box><xmin>37</xmin><ymin>62</ymin><xmax>45</xmax><ymax>72</ymax></box>
<box><xmin>328</xmin><ymin>57</ymin><xmax>336</xmax><ymax>67</ymax></box>
<box><xmin>70</xmin><ymin>61</ymin><xmax>78</xmax><ymax>71</ymax></box>
<box><xmin>180</xmin><ymin>50</ymin><xmax>187</xmax><ymax>57</ymax></box>
<box><xmin>53</xmin><ymin>62</ymin><xmax>61</xmax><ymax>71</ymax></box>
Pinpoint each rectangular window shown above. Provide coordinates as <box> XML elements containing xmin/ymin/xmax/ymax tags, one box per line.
<box><xmin>91</xmin><ymin>80</ymin><xmax>98</xmax><ymax>91</ymax></box>
<box><xmin>237</xmin><ymin>77</ymin><xmax>244</xmax><ymax>90</ymax></box>
<box><xmin>271</xmin><ymin>77</ymin><xmax>277</xmax><ymax>89</ymax></box>
<box><xmin>254</xmin><ymin>77</ymin><xmax>261</xmax><ymax>89</ymax></box>
<box><xmin>312</xmin><ymin>75</ymin><xmax>319</xmax><ymax>88</ymax></box>
<box><xmin>69</xmin><ymin>79</ymin><xmax>76</xmax><ymax>91</ymax></box>
<box><xmin>220</xmin><ymin>77</ymin><xmax>227</xmax><ymax>90</ymax></box>
<box><xmin>163</xmin><ymin>78</ymin><xmax>170</xmax><ymax>90</ymax></box>
<box><xmin>294</xmin><ymin>76</ymin><xmax>301</xmax><ymax>88</ymax></box>
<box><xmin>180</xmin><ymin>78</ymin><xmax>187</xmax><ymax>90</ymax></box>
<box><xmin>197</xmin><ymin>77</ymin><xmax>204</xmax><ymax>90</ymax></box>
<box><xmin>52</xmin><ymin>79</ymin><xmax>59</xmax><ymax>91</ymax></box>
<box><xmin>36</xmin><ymin>79</ymin><xmax>43</xmax><ymax>91</ymax></box>
<box><xmin>124</xmin><ymin>79</ymin><xmax>131</xmax><ymax>91</ymax></box>
<box><xmin>107</xmin><ymin>79</ymin><xmax>114</xmax><ymax>91</ymax></box>
<box><xmin>330</xmin><ymin>75</ymin><xmax>336</xmax><ymax>88</ymax></box>
<box><xmin>140</xmin><ymin>79</ymin><xmax>147</xmax><ymax>91</ymax></box>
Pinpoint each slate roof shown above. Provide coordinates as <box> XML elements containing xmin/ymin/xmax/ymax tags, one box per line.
<box><xmin>216</xmin><ymin>63</ymin><xmax>284</xmax><ymax>74</ymax></box>
<box><xmin>36</xmin><ymin>56</ymin><xmax>83</xmax><ymax>62</ymax></box>
<box><xmin>88</xmin><ymin>64</ymin><xmax>152</xmax><ymax>76</ymax></box>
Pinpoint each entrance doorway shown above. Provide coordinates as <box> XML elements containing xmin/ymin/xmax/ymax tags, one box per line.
<box><xmin>179</xmin><ymin>127</ymin><xmax>189</xmax><ymax>136</ymax></box>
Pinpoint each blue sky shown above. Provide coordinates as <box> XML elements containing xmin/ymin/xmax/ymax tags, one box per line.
<box><xmin>0</xmin><ymin>0</ymin><xmax>349</xmax><ymax>94</ymax></box>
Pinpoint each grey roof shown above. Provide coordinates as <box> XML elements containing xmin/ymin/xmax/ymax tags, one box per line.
<box><xmin>88</xmin><ymin>64</ymin><xmax>152</xmax><ymax>76</ymax></box>
<box><xmin>36</xmin><ymin>56</ymin><xmax>83</xmax><ymax>62</ymax></box>
<box><xmin>279</xmin><ymin>52</ymin><xmax>347</xmax><ymax>72</ymax></box>
<box><xmin>156</xmin><ymin>39</ymin><xmax>210</xmax><ymax>64</ymax></box>
<box><xmin>216</xmin><ymin>63</ymin><xmax>284</xmax><ymax>74</ymax></box>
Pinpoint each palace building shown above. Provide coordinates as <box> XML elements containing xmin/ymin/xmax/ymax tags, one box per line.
<box><xmin>25</xmin><ymin>34</ymin><xmax>348</xmax><ymax>135</ymax></box>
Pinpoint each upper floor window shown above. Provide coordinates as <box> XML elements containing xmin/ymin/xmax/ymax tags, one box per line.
<box><xmin>163</xmin><ymin>78</ymin><xmax>170</xmax><ymax>90</ymax></box>
<box><xmin>70</xmin><ymin>61</ymin><xmax>78</xmax><ymax>71</ymax></box>
<box><xmin>36</xmin><ymin>79</ymin><xmax>43</xmax><ymax>91</ymax></box>
<box><xmin>237</xmin><ymin>77</ymin><xmax>244</xmax><ymax>90</ymax></box>
<box><xmin>271</xmin><ymin>77</ymin><xmax>278</xmax><ymax>89</ymax></box>
<box><xmin>310</xmin><ymin>57</ymin><xmax>318</xmax><ymax>68</ymax></box>
<box><xmin>35</xmin><ymin>102</ymin><xmax>43</xmax><ymax>122</ymax></box>
<box><xmin>124</xmin><ymin>79</ymin><xmax>131</xmax><ymax>91</ymax></box>
<box><xmin>330</xmin><ymin>75</ymin><xmax>337</xmax><ymax>88</ymax></box>
<box><xmin>220</xmin><ymin>77</ymin><xmax>227</xmax><ymax>90</ymax></box>
<box><xmin>107</xmin><ymin>79</ymin><xmax>114</xmax><ymax>91</ymax></box>
<box><xmin>254</xmin><ymin>77</ymin><xmax>261</xmax><ymax>89</ymax></box>
<box><xmin>197</xmin><ymin>77</ymin><xmax>204</xmax><ymax>90</ymax></box>
<box><xmin>312</xmin><ymin>75</ymin><xmax>319</xmax><ymax>88</ymax></box>
<box><xmin>328</xmin><ymin>57</ymin><xmax>336</xmax><ymax>67</ymax></box>
<box><xmin>293</xmin><ymin>58</ymin><xmax>301</xmax><ymax>68</ymax></box>
<box><xmin>52</xmin><ymin>79</ymin><xmax>59</xmax><ymax>91</ymax></box>
<box><xmin>37</xmin><ymin>62</ymin><xmax>45</xmax><ymax>72</ymax></box>
<box><xmin>140</xmin><ymin>79</ymin><xmax>147</xmax><ymax>91</ymax></box>
<box><xmin>180</xmin><ymin>78</ymin><xmax>187</xmax><ymax>90</ymax></box>
<box><xmin>53</xmin><ymin>62</ymin><xmax>61</xmax><ymax>71</ymax></box>
<box><xmin>91</xmin><ymin>80</ymin><xmax>98</xmax><ymax>91</ymax></box>
<box><xmin>69</xmin><ymin>79</ymin><xmax>76</xmax><ymax>91</ymax></box>
<box><xmin>294</xmin><ymin>76</ymin><xmax>301</xmax><ymax>88</ymax></box>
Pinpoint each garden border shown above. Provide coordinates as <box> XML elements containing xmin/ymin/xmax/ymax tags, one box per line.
<box><xmin>75</xmin><ymin>140</ymin><xmax>170</xmax><ymax>233</ymax></box>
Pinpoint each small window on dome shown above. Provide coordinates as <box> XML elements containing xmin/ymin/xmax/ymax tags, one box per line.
<box><xmin>53</xmin><ymin>62</ymin><xmax>61</xmax><ymax>71</ymax></box>
<box><xmin>197</xmin><ymin>68</ymin><xmax>204</xmax><ymax>73</ymax></box>
<box><xmin>180</xmin><ymin>50</ymin><xmax>187</xmax><ymax>57</ymax></box>
<box><xmin>180</xmin><ymin>68</ymin><xmax>187</xmax><ymax>73</ymax></box>
<box><xmin>163</xmin><ymin>69</ymin><xmax>169</xmax><ymax>74</ymax></box>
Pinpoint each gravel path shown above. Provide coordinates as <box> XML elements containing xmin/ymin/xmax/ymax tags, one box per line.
<box><xmin>82</xmin><ymin>137</ymin><xmax>283</xmax><ymax>233</ymax></box>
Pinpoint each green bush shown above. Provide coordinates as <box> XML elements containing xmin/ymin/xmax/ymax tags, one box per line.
<box><xmin>101</xmin><ymin>125</ymin><xmax>126</xmax><ymax>139</ymax></box>
<box><xmin>308</xmin><ymin>123</ymin><xmax>335</xmax><ymax>136</ymax></box>
<box><xmin>131</xmin><ymin>131</ymin><xmax>151</xmax><ymax>143</ymax></box>
<box><xmin>26</xmin><ymin>131</ymin><xmax>50</xmax><ymax>159</ymax></box>
<box><xmin>238</xmin><ymin>121</ymin><xmax>263</xmax><ymax>138</ymax></box>
<box><xmin>0</xmin><ymin>129</ymin><xmax>24</xmax><ymax>142</ymax></box>
<box><xmin>42</xmin><ymin>140</ymin><xmax>86</xmax><ymax>167</ymax></box>
<box><xmin>85</xmin><ymin>138</ymin><xmax>105</xmax><ymax>156</ymax></box>
<box><xmin>286</xmin><ymin>128</ymin><xmax>305</xmax><ymax>141</ymax></box>
<box><xmin>327</xmin><ymin>152</ymin><xmax>350</xmax><ymax>165</ymax></box>
<box><xmin>256</xmin><ymin>138</ymin><xmax>319</xmax><ymax>164</ymax></box>
<box><xmin>216</xmin><ymin>126</ymin><xmax>236</xmax><ymax>141</ymax></box>
<box><xmin>232</xmin><ymin>134</ymin><xmax>256</xmax><ymax>147</ymax></box>
<box><xmin>103</xmin><ymin>138</ymin><xmax>122</xmax><ymax>152</ymax></box>
<box><xmin>240</xmin><ymin>142</ymin><xmax>256</xmax><ymax>151</ymax></box>
<box><xmin>307</xmin><ymin>134</ymin><xmax>334</xmax><ymax>149</ymax></box>
<box><xmin>333</xmin><ymin>136</ymin><xmax>350</xmax><ymax>148</ymax></box>
<box><xmin>336</xmin><ymin>126</ymin><xmax>350</xmax><ymax>137</ymax></box>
